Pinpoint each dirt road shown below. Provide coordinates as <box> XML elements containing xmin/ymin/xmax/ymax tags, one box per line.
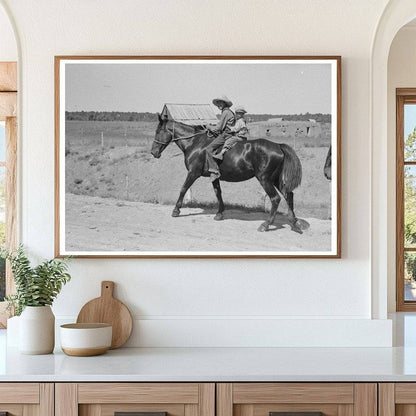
<box><xmin>65</xmin><ymin>193</ymin><xmax>332</xmax><ymax>253</ymax></box>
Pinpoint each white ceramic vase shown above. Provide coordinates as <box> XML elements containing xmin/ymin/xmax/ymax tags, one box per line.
<box><xmin>19</xmin><ymin>306</ymin><xmax>55</xmax><ymax>354</ymax></box>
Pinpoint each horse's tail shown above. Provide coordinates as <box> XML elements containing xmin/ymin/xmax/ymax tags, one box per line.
<box><xmin>277</xmin><ymin>143</ymin><xmax>302</xmax><ymax>192</ymax></box>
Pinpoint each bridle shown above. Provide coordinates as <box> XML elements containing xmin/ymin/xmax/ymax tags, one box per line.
<box><xmin>153</xmin><ymin>121</ymin><xmax>207</xmax><ymax>146</ymax></box>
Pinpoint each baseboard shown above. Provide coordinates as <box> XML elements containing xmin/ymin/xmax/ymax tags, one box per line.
<box><xmin>55</xmin><ymin>317</ymin><xmax>392</xmax><ymax>347</ymax></box>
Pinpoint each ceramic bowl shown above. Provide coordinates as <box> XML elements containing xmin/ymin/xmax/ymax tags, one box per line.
<box><xmin>60</xmin><ymin>323</ymin><xmax>112</xmax><ymax>356</ymax></box>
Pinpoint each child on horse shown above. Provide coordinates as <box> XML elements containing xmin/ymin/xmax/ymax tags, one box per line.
<box><xmin>213</xmin><ymin>106</ymin><xmax>248</xmax><ymax>161</ymax></box>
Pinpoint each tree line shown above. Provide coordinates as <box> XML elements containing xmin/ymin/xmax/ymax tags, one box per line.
<box><xmin>65</xmin><ymin>111</ymin><xmax>331</xmax><ymax>123</ymax></box>
<box><xmin>65</xmin><ymin>111</ymin><xmax>157</xmax><ymax>122</ymax></box>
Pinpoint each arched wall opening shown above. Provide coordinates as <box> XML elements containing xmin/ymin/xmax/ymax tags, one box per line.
<box><xmin>387</xmin><ymin>19</ymin><xmax>416</xmax><ymax>313</ymax></box>
<box><xmin>371</xmin><ymin>0</ymin><xmax>416</xmax><ymax>319</ymax></box>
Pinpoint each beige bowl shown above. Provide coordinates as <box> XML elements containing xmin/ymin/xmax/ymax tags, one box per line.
<box><xmin>60</xmin><ymin>323</ymin><xmax>112</xmax><ymax>356</ymax></box>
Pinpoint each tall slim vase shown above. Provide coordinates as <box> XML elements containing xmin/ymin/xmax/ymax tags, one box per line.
<box><xmin>19</xmin><ymin>306</ymin><xmax>55</xmax><ymax>354</ymax></box>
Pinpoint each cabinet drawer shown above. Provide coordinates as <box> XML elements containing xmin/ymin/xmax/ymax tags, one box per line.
<box><xmin>78</xmin><ymin>383</ymin><xmax>200</xmax><ymax>404</ymax></box>
<box><xmin>217</xmin><ymin>383</ymin><xmax>376</xmax><ymax>416</ymax></box>
<box><xmin>56</xmin><ymin>383</ymin><xmax>215</xmax><ymax>416</ymax></box>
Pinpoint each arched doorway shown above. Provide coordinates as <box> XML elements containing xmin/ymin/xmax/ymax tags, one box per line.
<box><xmin>371</xmin><ymin>0</ymin><xmax>416</xmax><ymax>320</ymax></box>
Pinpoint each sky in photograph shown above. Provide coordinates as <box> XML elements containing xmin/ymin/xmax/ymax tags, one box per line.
<box><xmin>65</xmin><ymin>60</ymin><xmax>333</xmax><ymax>115</ymax></box>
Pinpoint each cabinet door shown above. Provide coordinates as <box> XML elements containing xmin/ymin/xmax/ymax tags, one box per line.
<box><xmin>379</xmin><ymin>383</ymin><xmax>416</xmax><ymax>416</ymax></box>
<box><xmin>0</xmin><ymin>383</ymin><xmax>53</xmax><ymax>416</ymax></box>
<box><xmin>56</xmin><ymin>383</ymin><xmax>215</xmax><ymax>416</ymax></box>
<box><xmin>217</xmin><ymin>383</ymin><xmax>377</xmax><ymax>416</ymax></box>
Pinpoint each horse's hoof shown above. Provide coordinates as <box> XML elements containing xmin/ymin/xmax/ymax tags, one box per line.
<box><xmin>214</xmin><ymin>213</ymin><xmax>224</xmax><ymax>221</ymax></box>
<box><xmin>172</xmin><ymin>210</ymin><xmax>180</xmax><ymax>217</ymax></box>
<box><xmin>292</xmin><ymin>224</ymin><xmax>303</xmax><ymax>234</ymax></box>
<box><xmin>258</xmin><ymin>223</ymin><xmax>269</xmax><ymax>232</ymax></box>
<box><xmin>296</xmin><ymin>218</ymin><xmax>310</xmax><ymax>230</ymax></box>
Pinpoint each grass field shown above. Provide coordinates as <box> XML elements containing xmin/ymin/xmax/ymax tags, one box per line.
<box><xmin>65</xmin><ymin>120</ymin><xmax>332</xmax><ymax>220</ymax></box>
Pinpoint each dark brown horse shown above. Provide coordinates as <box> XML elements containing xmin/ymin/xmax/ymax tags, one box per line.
<box><xmin>151</xmin><ymin>115</ymin><xmax>303</xmax><ymax>232</ymax></box>
<box><xmin>324</xmin><ymin>145</ymin><xmax>331</xmax><ymax>180</ymax></box>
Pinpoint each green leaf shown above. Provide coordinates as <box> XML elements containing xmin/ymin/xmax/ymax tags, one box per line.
<box><xmin>5</xmin><ymin>245</ymin><xmax>71</xmax><ymax>314</ymax></box>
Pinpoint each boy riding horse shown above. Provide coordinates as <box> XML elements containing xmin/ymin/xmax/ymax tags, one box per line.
<box><xmin>213</xmin><ymin>105</ymin><xmax>248</xmax><ymax>161</ymax></box>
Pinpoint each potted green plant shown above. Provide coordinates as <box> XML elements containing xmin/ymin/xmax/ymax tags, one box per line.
<box><xmin>1</xmin><ymin>245</ymin><xmax>71</xmax><ymax>354</ymax></box>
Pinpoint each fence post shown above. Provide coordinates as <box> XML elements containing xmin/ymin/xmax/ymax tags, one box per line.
<box><xmin>101</xmin><ymin>131</ymin><xmax>104</xmax><ymax>150</ymax></box>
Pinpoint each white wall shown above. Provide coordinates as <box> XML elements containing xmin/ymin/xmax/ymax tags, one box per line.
<box><xmin>0</xmin><ymin>0</ymin><xmax>393</xmax><ymax>346</ymax></box>
<box><xmin>387</xmin><ymin>25</ymin><xmax>416</xmax><ymax>312</ymax></box>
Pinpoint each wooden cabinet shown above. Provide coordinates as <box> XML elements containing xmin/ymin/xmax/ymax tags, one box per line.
<box><xmin>0</xmin><ymin>381</ymin><xmax>388</xmax><ymax>416</ymax></box>
<box><xmin>0</xmin><ymin>383</ymin><xmax>53</xmax><ymax>416</ymax></box>
<box><xmin>55</xmin><ymin>383</ymin><xmax>215</xmax><ymax>416</ymax></box>
<box><xmin>217</xmin><ymin>383</ymin><xmax>377</xmax><ymax>416</ymax></box>
<box><xmin>379</xmin><ymin>383</ymin><xmax>416</xmax><ymax>416</ymax></box>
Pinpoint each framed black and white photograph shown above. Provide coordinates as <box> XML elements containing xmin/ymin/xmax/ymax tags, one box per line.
<box><xmin>55</xmin><ymin>56</ymin><xmax>341</xmax><ymax>258</ymax></box>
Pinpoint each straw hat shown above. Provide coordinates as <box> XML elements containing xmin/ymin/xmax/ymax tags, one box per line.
<box><xmin>234</xmin><ymin>106</ymin><xmax>247</xmax><ymax>114</ymax></box>
<box><xmin>212</xmin><ymin>95</ymin><xmax>233</xmax><ymax>108</ymax></box>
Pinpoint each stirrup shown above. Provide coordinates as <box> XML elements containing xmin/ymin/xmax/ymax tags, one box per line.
<box><xmin>210</xmin><ymin>172</ymin><xmax>221</xmax><ymax>182</ymax></box>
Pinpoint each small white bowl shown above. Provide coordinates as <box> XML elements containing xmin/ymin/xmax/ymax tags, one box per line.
<box><xmin>60</xmin><ymin>323</ymin><xmax>112</xmax><ymax>356</ymax></box>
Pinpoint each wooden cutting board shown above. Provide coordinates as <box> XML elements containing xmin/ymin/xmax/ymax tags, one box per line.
<box><xmin>76</xmin><ymin>281</ymin><xmax>133</xmax><ymax>349</ymax></box>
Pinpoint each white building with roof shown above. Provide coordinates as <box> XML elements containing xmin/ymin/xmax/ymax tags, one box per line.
<box><xmin>161</xmin><ymin>103</ymin><xmax>218</xmax><ymax>126</ymax></box>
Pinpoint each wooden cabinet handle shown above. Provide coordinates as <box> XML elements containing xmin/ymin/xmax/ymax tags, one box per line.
<box><xmin>270</xmin><ymin>413</ymin><xmax>324</xmax><ymax>416</ymax></box>
<box><xmin>115</xmin><ymin>413</ymin><xmax>167</xmax><ymax>416</ymax></box>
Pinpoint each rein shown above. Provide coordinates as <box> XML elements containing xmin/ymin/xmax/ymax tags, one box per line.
<box><xmin>168</xmin><ymin>128</ymin><xmax>207</xmax><ymax>141</ymax></box>
<box><xmin>153</xmin><ymin>138</ymin><xmax>171</xmax><ymax>145</ymax></box>
<box><xmin>154</xmin><ymin>121</ymin><xmax>207</xmax><ymax>146</ymax></box>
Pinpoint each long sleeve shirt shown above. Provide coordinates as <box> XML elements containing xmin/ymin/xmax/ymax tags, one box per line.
<box><xmin>228</xmin><ymin>117</ymin><xmax>248</xmax><ymax>137</ymax></box>
<box><xmin>213</xmin><ymin>108</ymin><xmax>235</xmax><ymax>133</ymax></box>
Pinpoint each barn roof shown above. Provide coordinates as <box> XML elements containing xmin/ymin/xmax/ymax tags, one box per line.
<box><xmin>162</xmin><ymin>103</ymin><xmax>218</xmax><ymax>126</ymax></box>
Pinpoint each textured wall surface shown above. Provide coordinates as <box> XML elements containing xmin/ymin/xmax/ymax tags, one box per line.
<box><xmin>0</xmin><ymin>0</ymin><xmax>394</xmax><ymax>346</ymax></box>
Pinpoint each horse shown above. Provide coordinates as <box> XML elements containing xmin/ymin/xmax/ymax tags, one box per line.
<box><xmin>151</xmin><ymin>115</ymin><xmax>303</xmax><ymax>233</ymax></box>
<box><xmin>324</xmin><ymin>145</ymin><xmax>332</xmax><ymax>180</ymax></box>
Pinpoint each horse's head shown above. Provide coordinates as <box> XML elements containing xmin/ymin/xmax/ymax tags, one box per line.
<box><xmin>151</xmin><ymin>113</ymin><xmax>172</xmax><ymax>159</ymax></box>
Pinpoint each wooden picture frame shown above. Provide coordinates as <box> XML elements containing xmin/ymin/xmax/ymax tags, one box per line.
<box><xmin>55</xmin><ymin>56</ymin><xmax>341</xmax><ymax>258</ymax></box>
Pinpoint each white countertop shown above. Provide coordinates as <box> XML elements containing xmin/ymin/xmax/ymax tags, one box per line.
<box><xmin>2</xmin><ymin>329</ymin><xmax>416</xmax><ymax>382</ymax></box>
